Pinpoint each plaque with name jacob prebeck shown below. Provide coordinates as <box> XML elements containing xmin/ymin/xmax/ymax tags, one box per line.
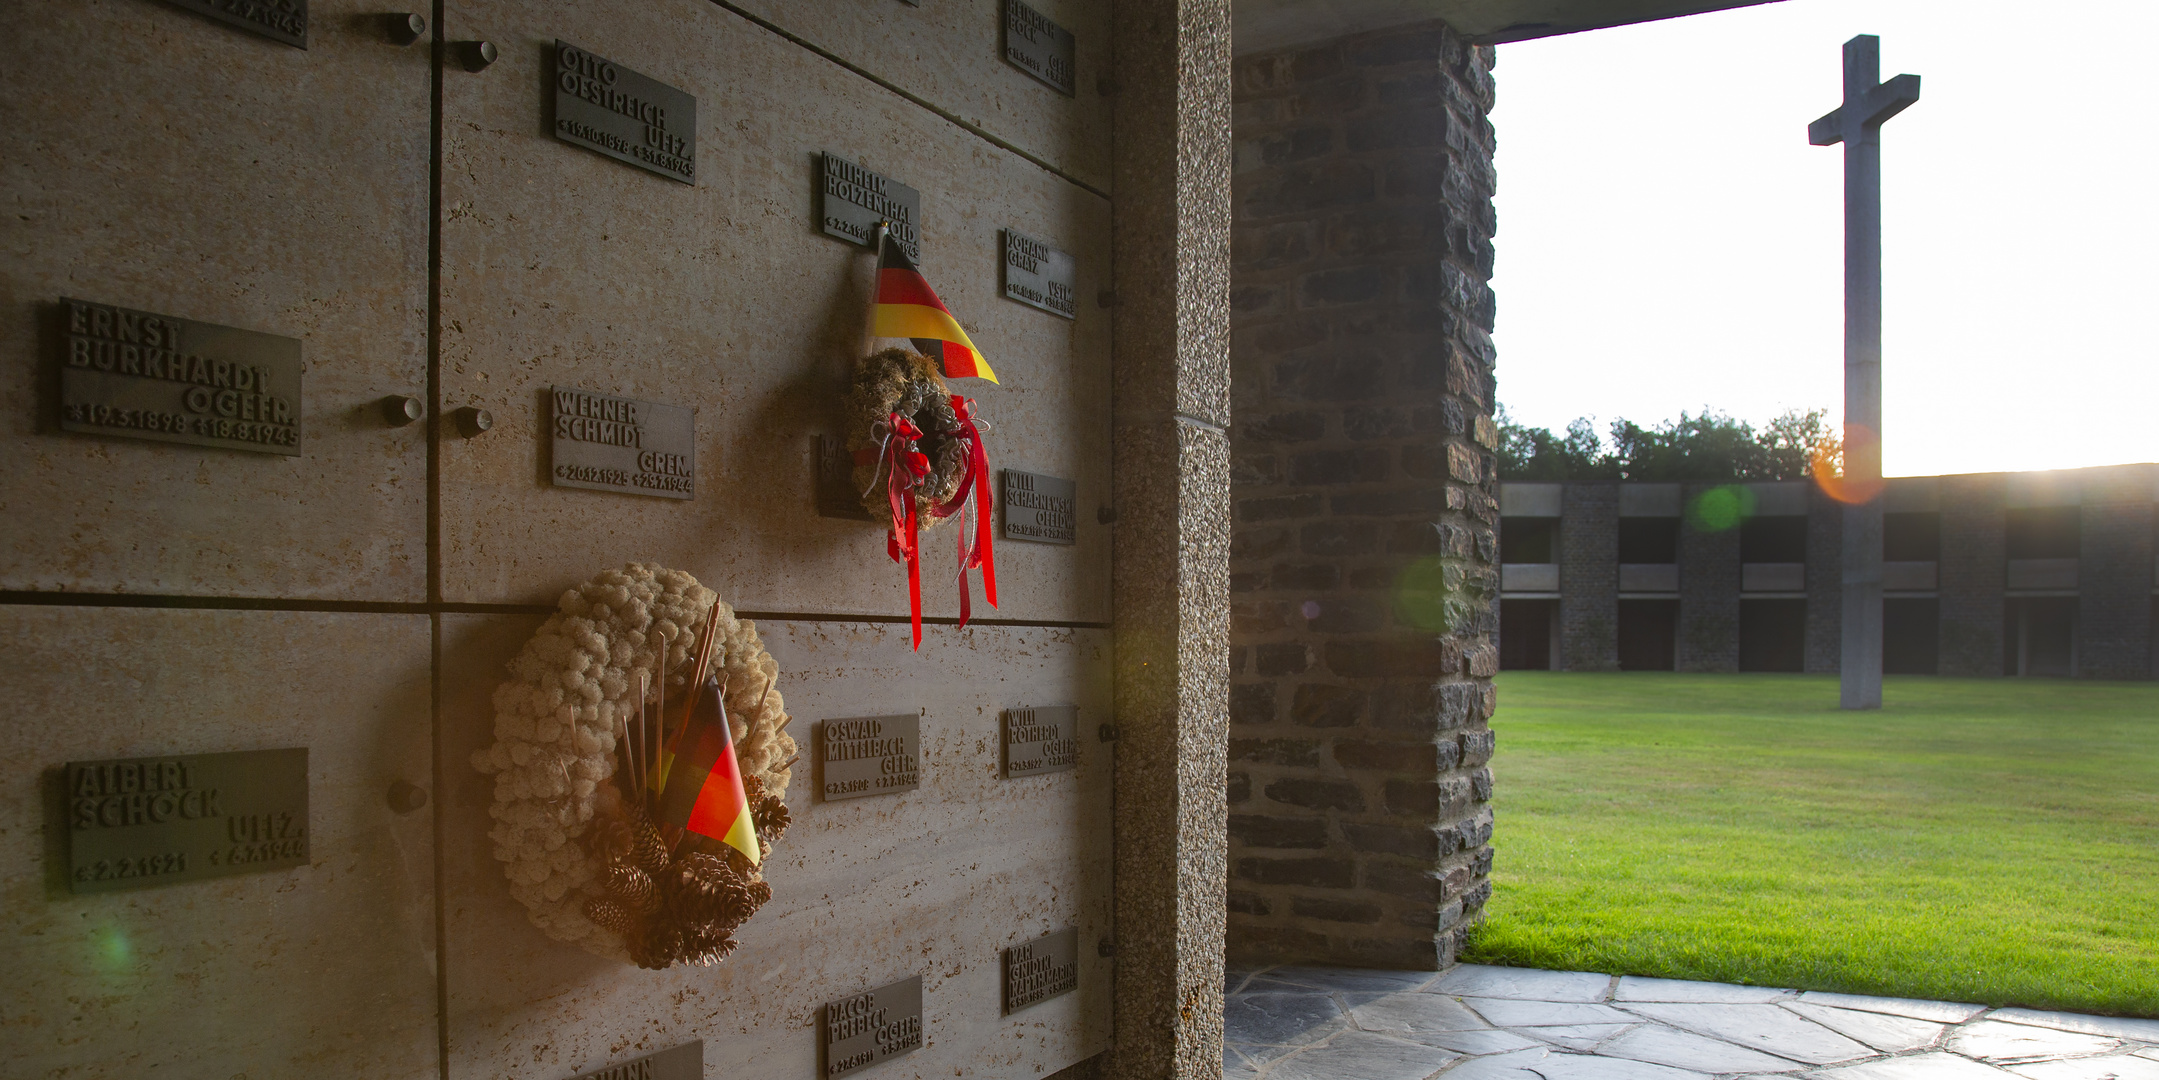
<box><xmin>65</xmin><ymin>748</ymin><xmax>309</xmax><ymax>894</ymax></box>
<box><xmin>563</xmin><ymin>1041</ymin><xmax>701</xmax><ymax>1080</ymax></box>
<box><xmin>1002</xmin><ymin>470</ymin><xmax>1076</xmax><ymax>545</ymax></box>
<box><xmin>555</xmin><ymin>42</ymin><xmax>697</xmax><ymax>184</ymax></box>
<box><xmin>823</xmin><ymin>976</ymin><xmax>923</xmax><ymax>1078</ymax></box>
<box><xmin>1001</xmin><ymin>230</ymin><xmax>1078</xmax><ymax>319</ymax></box>
<box><xmin>1003</xmin><ymin>0</ymin><xmax>1076</xmax><ymax>96</ymax></box>
<box><xmin>1003</xmin><ymin>705</ymin><xmax>1079</xmax><ymax>778</ymax></box>
<box><xmin>550</xmin><ymin>386</ymin><xmax>695</xmax><ymax>500</ymax></box>
<box><xmin>161</xmin><ymin>0</ymin><xmax>307</xmax><ymax>48</ymax></box>
<box><xmin>820</xmin><ymin>153</ymin><xmax>922</xmax><ymax>262</ymax></box>
<box><xmin>820</xmin><ymin>714</ymin><xmax>919</xmax><ymax>801</ymax></box>
<box><xmin>59</xmin><ymin>298</ymin><xmax>303</xmax><ymax>456</ymax></box>
<box><xmin>1003</xmin><ymin>928</ymin><xmax>1080</xmax><ymax>1013</ymax></box>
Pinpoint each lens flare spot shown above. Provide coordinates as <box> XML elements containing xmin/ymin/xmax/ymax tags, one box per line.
<box><xmin>1394</xmin><ymin>556</ymin><xmax>1470</xmax><ymax>633</ymax></box>
<box><xmin>91</xmin><ymin>925</ymin><xmax>131</xmax><ymax>969</ymax></box>
<box><xmin>1814</xmin><ymin>423</ymin><xmax>1888</xmax><ymax>505</ymax></box>
<box><xmin>1300</xmin><ymin>601</ymin><xmax>1322</xmax><ymax>620</ymax></box>
<box><xmin>1687</xmin><ymin>484</ymin><xmax>1757</xmax><ymax>532</ymax></box>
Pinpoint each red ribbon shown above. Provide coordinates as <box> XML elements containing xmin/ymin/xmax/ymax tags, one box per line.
<box><xmin>924</xmin><ymin>395</ymin><xmax>997</xmax><ymax>629</ymax></box>
<box><xmin>858</xmin><ymin>401</ymin><xmax>997</xmax><ymax>650</ymax></box>
<box><xmin>868</xmin><ymin>413</ymin><xmax>930</xmax><ymax>649</ymax></box>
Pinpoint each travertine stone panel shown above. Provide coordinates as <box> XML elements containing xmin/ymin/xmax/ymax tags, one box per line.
<box><xmin>439</xmin><ymin>613</ymin><xmax>1111</xmax><ymax>1079</ymax></box>
<box><xmin>437</xmin><ymin>0</ymin><xmax>1110</xmax><ymax>621</ymax></box>
<box><xmin>0</xmin><ymin>606</ymin><xmax>435</xmax><ymax>1078</ymax></box>
<box><xmin>728</xmin><ymin>0</ymin><xmax>1113</xmax><ymax>192</ymax></box>
<box><xmin>0</xmin><ymin>1</ymin><xmax>429</xmax><ymax>601</ymax></box>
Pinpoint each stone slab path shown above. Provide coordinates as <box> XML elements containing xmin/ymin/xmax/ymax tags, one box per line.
<box><xmin>1224</xmin><ymin>964</ymin><xmax>2159</xmax><ymax>1080</ymax></box>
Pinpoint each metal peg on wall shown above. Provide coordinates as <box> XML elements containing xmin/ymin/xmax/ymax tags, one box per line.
<box><xmin>452</xmin><ymin>40</ymin><xmax>498</xmax><ymax>72</ymax></box>
<box><xmin>452</xmin><ymin>406</ymin><xmax>493</xmax><ymax>438</ymax></box>
<box><xmin>383</xmin><ymin>13</ymin><xmax>426</xmax><ymax>45</ymax></box>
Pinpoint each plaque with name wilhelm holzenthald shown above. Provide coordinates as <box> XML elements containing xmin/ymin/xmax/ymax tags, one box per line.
<box><xmin>1003</xmin><ymin>705</ymin><xmax>1079</xmax><ymax>778</ymax></box>
<box><xmin>549</xmin><ymin>386</ymin><xmax>695</xmax><ymax>500</ymax></box>
<box><xmin>1003</xmin><ymin>928</ymin><xmax>1080</xmax><ymax>1014</ymax></box>
<box><xmin>821</xmin><ymin>153</ymin><xmax>921</xmax><ymax>262</ymax></box>
<box><xmin>1001</xmin><ymin>230</ymin><xmax>1077</xmax><ymax>319</ymax></box>
<box><xmin>1003</xmin><ymin>0</ymin><xmax>1075</xmax><ymax>96</ymax></box>
<box><xmin>820</xmin><ymin>715</ymin><xmax>919</xmax><ymax>801</ymax></box>
<box><xmin>823</xmin><ymin>976</ymin><xmax>923</xmax><ymax>1078</ymax></box>
<box><xmin>161</xmin><ymin>0</ymin><xmax>307</xmax><ymax>48</ymax></box>
<box><xmin>1002</xmin><ymin>470</ymin><xmax>1076</xmax><ymax>545</ymax></box>
<box><xmin>563</xmin><ymin>1041</ymin><xmax>701</xmax><ymax>1080</ymax></box>
<box><xmin>65</xmin><ymin>748</ymin><xmax>308</xmax><ymax>894</ymax></box>
<box><xmin>59</xmin><ymin>298</ymin><xmax>303</xmax><ymax>456</ymax></box>
<box><xmin>554</xmin><ymin>42</ymin><xmax>697</xmax><ymax>184</ymax></box>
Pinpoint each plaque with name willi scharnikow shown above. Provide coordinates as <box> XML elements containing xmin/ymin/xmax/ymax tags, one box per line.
<box><xmin>59</xmin><ymin>298</ymin><xmax>303</xmax><ymax>456</ymax></box>
<box><xmin>555</xmin><ymin>41</ymin><xmax>697</xmax><ymax>184</ymax></box>
<box><xmin>550</xmin><ymin>386</ymin><xmax>695</xmax><ymax>500</ymax></box>
<box><xmin>1002</xmin><ymin>469</ymin><xmax>1076</xmax><ymax>545</ymax></box>
<box><xmin>820</xmin><ymin>714</ymin><xmax>919</xmax><ymax>801</ymax></box>
<box><xmin>66</xmin><ymin>748</ymin><xmax>309</xmax><ymax>894</ymax></box>
<box><xmin>1004</xmin><ymin>705</ymin><xmax>1079</xmax><ymax>778</ymax></box>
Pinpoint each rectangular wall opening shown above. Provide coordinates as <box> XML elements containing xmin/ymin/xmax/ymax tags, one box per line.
<box><xmin>1739</xmin><ymin>599</ymin><xmax>1806</xmax><ymax>672</ymax></box>
<box><xmin>1618</xmin><ymin>517</ymin><xmax>1679</xmax><ymax>564</ymax></box>
<box><xmin>1884</xmin><ymin>597</ymin><xmax>1940</xmax><ymax>674</ymax></box>
<box><xmin>1618</xmin><ymin>599</ymin><xmax>1678</xmax><ymax>671</ymax></box>
<box><xmin>1500</xmin><ymin>599</ymin><xmax>1557</xmax><ymax>671</ymax></box>
<box><xmin>1501</xmin><ymin>517</ymin><xmax>1558</xmax><ymax>564</ymax></box>
<box><xmin>1740</xmin><ymin>516</ymin><xmax>1808</xmax><ymax>564</ymax></box>
<box><xmin>2005</xmin><ymin>597</ymin><xmax>2078</xmax><ymax>676</ymax></box>
<box><xmin>1884</xmin><ymin>511</ymin><xmax>1942</xmax><ymax>561</ymax></box>
<box><xmin>2006</xmin><ymin>507</ymin><xmax>2081</xmax><ymax>559</ymax></box>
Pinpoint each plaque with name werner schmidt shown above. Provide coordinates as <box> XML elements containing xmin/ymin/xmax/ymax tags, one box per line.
<box><xmin>1003</xmin><ymin>928</ymin><xmax>1080</xmax><ymax>1014</ymax></box>
<box><xmin>824</xmin><ymin>976</ymin><xmax>923</xmax><ymax>1078</ymax></box>
<box><xmin>161</xmin><ymin>0</ymin><xmax>307</xmax><ymax>49</ymax></box>
<box><xmin>1003</xmin><ymin>705</ymin><xmax>1079</xmax><ymax>778</ymax></box>
<box><xmin>820</xmin><ymin>153</ymin><xmax>921</xmax><ymax>262</ymax></box>
<box><xmin>564</xmin><ymin>1041</ymin><xmax>701</xmax><ymax>1080</ymax></box>
<box><xmin>1003</xmin><ymin>0</ymin><xmax>1075</xmax><ymax>96</ymax></box>
<box><xmin>550</xmin><ymin>386</ymin><xmax>695</xmax><ymax>500</ymax></box>
<box><xmin>820</xmin><ymin>714</ymin><xmax>919</xmax><ymax>801</ymax></box>
<box><xmin>59</xmin><ymin>298</ymin><xmax>303</xmax><ymax>456</ymax></box>
<box><xmin>65</xmin><ymin>747</ymin><xmax>309</xmax><ymax>894</ymax></box>
<box><xmin>1002</xmin><ymin>470</ymin><xmax>1076</xmax><ymax>545</ymax></box>
<box><xmin>555</xmin><ymin>41</ymin><xmax>697</xmax><ymax>184</ymax></box>
<box><xmin>1002</xmin><ymin>230</ymin><xmax>1077</xmax><ymax>319</ymax></box>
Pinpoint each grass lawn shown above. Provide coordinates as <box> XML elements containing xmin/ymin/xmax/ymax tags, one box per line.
<box><xmin>1461</xmin><ymin>672</ymin><xmax>2159</xmax><ymax>1018</ymax></box>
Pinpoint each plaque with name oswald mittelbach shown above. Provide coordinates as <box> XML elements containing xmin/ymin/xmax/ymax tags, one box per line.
<box><xmin>1002</xmin><ymin>470</ymin><xmax>1076</xmax><ymax>545</ymax></box>
<box><xmin>820</xmin><ymin>714</ymin><xmax>919</xmax><ymax>801</ymax></box>
<box><xmin>161</xmin><ymin>0</ymin><xmax>307</xmax><ymax>49</ymax></box>
<box><xmin>563</xmin><ymin>1041</ymin><xmax>701</xmax><ymax>1080</ymax></box>
<box><xmin>820</xmin><ymin>153</ymin><xmax>921</xmax><ymax>262</ymax></box>
<box><xmin>1003</xmin><ymin>705</ymin><xmax>1079</xmax><ymax>778</ymax></box>
<box><xmin>59</xmin><ymin>298</ymin><xmax>303</xmax><ymax>457</ymax></box>
<box><xmin>554</xmin><ymin>41</ymin><xmax>697</xmax><ymax>184</ymax></box>
<box><xmin>65</xmin><ymin>748</ymin><xmax>309</xmax><ymax>894</ymax></box>
<box><xmin>823</xmin><ymin>976</ymin><xmax>923</xmax><ymax>1078</ymax></box>
<box><xmin>1002</xmin><ymin>230</ymin><xmax>1077</xmax><ymax>319</ymax></box>
<box><xmin>1003</xmin><ymin>0</ymin><xmax>1075</xmax><ymax>96</ymax></box>
<box><xmin>1003</xmin><ymin>928</ymin><xmax>1080</xmax><ymax>1014</ymax></box>
<box><xmin>550</xmin><ymin>386</ymin><xmax>695</xmax><ymax>500</ymax></box>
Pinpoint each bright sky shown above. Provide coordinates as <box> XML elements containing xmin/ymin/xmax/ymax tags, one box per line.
<box><xmin>1489</xmin><ymin>0</ymin><xmax>2159</xmax><ymax>477</ymax></box>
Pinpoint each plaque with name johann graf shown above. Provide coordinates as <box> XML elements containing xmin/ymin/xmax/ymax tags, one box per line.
<box><xmin>1003</xmin><ymin>705</ymin><xmax>1079</xmax><ymax>778</ymax></box>
<box><xmin>59</xmin><ymin>298</ymin><xmax>302</xmax><ymax>456</ymax></box>
<box><xmin>161</xmin><ymin>0</ymin><xmax>307</xmax><ymax>48</ymax></box>
<box><xmin>555</xmin><ymin>42</ymin><xmax>696</xmax><ymax>184</ymax></box>
<box><xmin>65</xmin><ymin>748</ymin><xmax>308</xmax><ymax>894</ymax></box>
<box><xmin>823</xmin><ymin>976</ymin><xmax>923</xmax><ymax>1079</ymax></box>
<box><xmin>1001</xmin><ymin>230</ymin><xmax>1077</xmax><ymax>319</ymax></box>
<box><xmin>820</xmin><ymin>153</ymin><xmax>921</xmax><ymax>262</ymax></box>
<box><xmin>1003</xmin><ymin>928</ymin><xmax>1080</xmax><ymax>1013</ymax></box>
<box><xmin>550</xmin><ymin>386</ymin><xmax>695</xmax><ymax>500</ymax></box>
<box><xmin>820</xmin><ymin>714</ymin><xmax>919</xmax><ymax>801</ymax></box>
<box><xmin>1002</xmin><ymin>470</ymin><xmax>1076</xmax><ymax>545</ymax></box>
<box><xmin>1003</xmin><ymin>0</ymin><xmax>1076</xmax><ymax>96</ymax></box>
<box><xmin>563</xmin><ymin>1041</ymin><xmax>701</xmax><ymax>1080</ymax></box>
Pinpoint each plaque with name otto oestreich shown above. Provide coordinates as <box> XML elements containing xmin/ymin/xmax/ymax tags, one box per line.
<box><xmin>554</xmin><ymin>41</ymin><xmax>697</xmax><ymax>184</ymax></box>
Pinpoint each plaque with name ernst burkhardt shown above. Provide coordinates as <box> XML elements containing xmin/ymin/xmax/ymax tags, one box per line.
<box><xmin>564</xmin><ymin>1041</ymin><xmax>701</xmax><ymax>1080</ymax></box>
<box><xmin>550</xmin><ymin>386</ymin><xmax>695</xmax><ymax>500</ymax></box>
<box><xmin>1003</xmin><ymin>0</ymin><xmax>1075</xmax><ymax>96</ymax></box>
<box><xmin>1003</xmin><ymin>705</ymin><xmax>1079</xmax><ymax>778</ymax></box>
<box><xmin>1002</xmin><ymin>470</ymin><xmax>1076</xmax><ymax>545</ymax></box>
<box><xmin>65</xmin><ymin>748</ymin><xmax>309</xmax><ymax>894</ymax></box>
<box><xmin>1001</xmin><ymin>230</ymin><xmax>1078</xmax><ymax>319</ymax></box>
<box><xmin>554</xmin><ymin>41</ymin><xmax>697</xmax><ymax>184</ymax></box>
<box><xmin>161</xmin><ymin>0</ymin><xmax>307</xmax><ymax>48</ymax></box>
<box><xmin>1003</xmin><ymin>928</ymin><xmax>1080</xmax><ymax>1014</ymax></box>
<box><xmin>824</xmin><ymin>976</ymin><xmax>923</xmax><ymax>1078</ymax></box>
<box><xmin>820</xmin><ymin>153</ymin><xmax>921</xmax><ymax>262</ymax></box>
<box><xmin>59</xmin><ymin>298</ymin><xmax>303</xmax><ymax>456</ymax></box>
<box><xmin>820</xmin><ymin>714</ymin><xmax>919</xmax><ymax>801</ymax></box>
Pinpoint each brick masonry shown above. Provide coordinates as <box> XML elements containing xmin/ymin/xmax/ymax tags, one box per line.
<box><xmin>1559</xmin><ymin>484</ymin><xmax>1619</xmax><ymax>671</ymax></box>
<box><xmin>2078</xmin><ymin>467</ymin><xmax>2156</xmax><ymax>680</ymax></box>
<box><xmin>1227</xmin><ymin>19</ymin><xmax>1498</xmax><ymax>970</ymax></box>
<box><xmin>1677</xmin><ymin>483</ymin><xmax>1741</xmax><ymax>672</ymax></box>
<box><xmin>1937</xmin><ymin>473</ymin><xmax>2006</xmax><ymax>677</ymax></box>
<box><xmin>1804</xmin><ymin>488</ymin><xmax>1843</xmax><ymax>673</ymax></box>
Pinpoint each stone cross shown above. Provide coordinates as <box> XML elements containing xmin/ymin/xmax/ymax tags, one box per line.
<box><xmin>1810</xmin><ymin>35</ymin><xmax>1919</xmax><ymax>710</ymax></box>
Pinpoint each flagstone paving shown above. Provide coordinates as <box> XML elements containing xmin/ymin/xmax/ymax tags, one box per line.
<box><xmin>1223</xmin><ymin>964</ymin><xmax>2159</xmax><ymax>1080</ymax></box>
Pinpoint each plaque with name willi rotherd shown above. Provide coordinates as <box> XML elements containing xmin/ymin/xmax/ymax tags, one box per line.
<box><xmin>555</xmin><ymin>41</ymin><xmax>697</xmax><ymax>184</ymax></box>
<box><xmin>824</xmin><ymin>976</ymin><xmax>923</xmax><ymax>1079</ymax></box>
<box><xmin>66</xmin><ymin>748</ymin><xmax>308</xmax><ymax>894</ymax></box>
<box><xmin>1002</xmin><ymin>469</ymin><xmax>1076</xmax><ymax>545</ymax></box>
<box><xmin>1004</xmin><ymin>927</ymin><xmax>1081</xmax><ymax>1014</ymax></box>
<box><xmin>820</xmin><ymin>153</ymin><xmax>921</xmax><ymax>262</ymax></box>
<box><xmin>1002</xmin><ymin>229</ymin><xmax>1077</xmax><ymax>319</ymax></box>
<box><xmin>550</xmin><ymin>386</ymin><xmax>695</xmax><ymax>500</ymax></box>
<box><xmin>1004</xmin><ymin>705</ymin><xmax>1078</xmax><ymax>778</ymax></box>
<box><xmin>59</xmin><ymin>298</ymin><xmax>302</xmax><ymax>456</ymax></box>
<box><xmin>820</xmin><ymin>714</ymin><xmax>919</xmax><ymax>801</ymax></box>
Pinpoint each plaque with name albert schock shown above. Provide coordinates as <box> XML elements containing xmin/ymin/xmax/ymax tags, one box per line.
<box><xmin>65</xmin><ymin>748</ymin><xmax>309</xmax><ymax>894</ymax></box>
<box><xmin>824</xmin><ymin>976</ymin><xmax>924</xmax><ymax>1078</ymax></box>
<box><xmin>1003</xmin><ymin>705</ymin><xmax>1079</xmax><ymax>778</ymax></box>
<box><xmin>1003</xmin><ymin>928</ymin><xmax>1080</xmax><ymax>1014</ymax></box>
<box><xmin>1002</xmin><ymin>0</ymin><xmax>1075</xmax><ymax>95</ymax></box>
<box><xmin>1001</xmin><ymin>470</ymin><xmax>1076</xmax><ymax>545</ymax></box>
<box><xmin>550</xmin><ymin>386</ymin><xmax>695</xmax><ymax>500</ymax></box>
<box><xmin>161</xmin><ymin>0</ymin><xmax>307</xmax><ymax>48</ymax></box>
<box><xmin>59</xmin><ymin>298</ymin><xmax>303</xmax><ymax>456</ymax></box>
<box><xmin>562</xmin><ymin>1041</ymin><xmax>701</xmax><ymax>1080</ymax></box>
<box><xmin>1001</xmin><ymin>230</ymin><xmax>1077</xmax><ymax>319</ymax></box>
<box><xmin>819</xmin><ymin>714</ymin><xmax>920</xmax><ymax>801</ymax></box>
<box><xmin>554</xmin><ymin>41</ymin><xmax>697</xmax><ymax>184</ymax></box>
<box><xmin>820</xmin><ymin>153</ymin><xmax>921</xmax><ymax>262</ymax></box>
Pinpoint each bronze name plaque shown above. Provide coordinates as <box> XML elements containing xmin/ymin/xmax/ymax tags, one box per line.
<box><xmin>820</xmin><ymin>714</ymin><xmax>919</xmax><ymax>801</ymax></box>
<box><xmin>555</xmin><ymin>41</ymin><xmax>697</xmax><ymax>184</ymax></box>
<box><xmin>161</xmin><ymin>0</ymin><xmax>308</xmax><ymax>49</ymax></box>
<box><xmin>1003</xmin><ymin>705</ymin><xmax>1079</xmax><ymax>778</ymax></box>
<box><xmin>1003</xmin><ymin>0</ymin><xmax>1075</xmax><ymax>95</ymax></box>
<box><xmin>1001</xmin><ymin>470</ymin><xmax>1076</xmax><ymax>545</ymax></box>
<box><xmin>550</xmin><ymin>386</ymin><xmax>695</xmax><ymax>500</ymax></box>
<box><xmin>564</xmin><ymin>1041</ymin><xmax>701</xmax><ymax>1080</ymax></box>
<box><xmin>1003</xmin><ymin>928</ymin><xmax>1080</xmax><ymax>1013</ymax></box>
<box><xmin>66</xmin><ymin>748</ymin><xmax>309</xmax><ymax>894</ymax></box>
<box><xmin>824</xmin><ymin>976</ymin><xmax>923</xmax><ymax>1078</ymax></box>
<box><xmin>821</xmin><ymin>153</ymin><xmax>921</xmax><ymax>262</ymax></box>
<box><xmin>60</xmin><ymin>298</ymin><xmax>303</xmax><ymax>456</ymax></box>
<box><xmin>1001</xmin><ymin>229</ymin><xmax>1077</xmax><ymax>319</ymax></box>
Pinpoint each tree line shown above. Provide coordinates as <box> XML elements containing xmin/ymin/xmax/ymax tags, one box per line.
<box><xmin>1497</xmin><ymin>407</ymin><xmax>1841</xmax><ymax>482</ymax></box>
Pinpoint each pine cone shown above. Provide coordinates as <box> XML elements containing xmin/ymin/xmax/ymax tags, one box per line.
<box><xmin>585</xmin><ymin>816</ymin><xmax>636</xmax><ymax>864</ymax></box>
<box><xmin>627</xmin><ymin>809</ymin><xmax>670</xmax><ymax>874</ymax></box>
<box><xmin>629</xmin><ymin>923</ymin><xmax>685</xmax><ymax>970</ymax></box>
<box><xmin>680</xmin><ymin>924</ymin><xmax>738</xmax><ymax>966</ymax></box>
<box><xmin>753</xmin><ymin>795</ymin><xmax>791</xmax><ymax>841</ymax></box>
<box><xmin>666</xmin><ymin>853</ymin><xmax>737</xmax><ymax>925</ymax></box>
<box><xmin>602</xmin><ymin>863</ymin><xmax>661</xmax><ymax>915</ymax></box>
<box><xmin>583</xmin><ymin>896</ymin><xmax>639</xmax><ymax>936</ymax></box>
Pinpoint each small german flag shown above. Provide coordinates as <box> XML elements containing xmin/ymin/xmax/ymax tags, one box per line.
<box><xmin>873</xmin><ymin>231</ymin><xmax>998</xmax><ymax>383</ymax></box>
<box><xmin>657</xmin><ymin>677</ymin><xmax>760</xmax><ymax>865</ymax></box>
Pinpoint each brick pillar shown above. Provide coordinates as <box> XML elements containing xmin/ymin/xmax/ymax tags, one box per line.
<box><xmin>1559</xmin><ymin>483</ymin><xmax>1619</xmax><ymax>671</ymax></box>
<box><xmin>1678</xmin><ymin>483</ymin><xmax>1741</xmax><ymax>672</ymax></box>
<box><xmin>1938</xmin><ymin>473</ymin><xmax>2006</xmax><ymax>676</ymax></box>
<box><xmin>2078</xmin><ymin>466</ymin><xmax>2155</xmax><ymax>680</ymax></box>
<box><xmin>1805</xmin><ymin>486</ymin><xmax>1843</xmax><ymax>673</ymax></box>
<box><xmin>1226</xmin><ymin>18</ymin><xmax>1498</xmax><ymax>970</ymax></box>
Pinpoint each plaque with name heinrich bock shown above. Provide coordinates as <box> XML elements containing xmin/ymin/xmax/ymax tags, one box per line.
<box><xmin>554</xmin><ymin>41</ymin><xmax>697</xmax><ymax>184</ymax></box>
<box><xmin>550</xmin><ymin>386</ymin><xmax>695</xmax><ymax>500</ymax></box>
<box><xmin>820</xmin><ymin>153</ymin><xmax>921</xmax><ymax>262</ymax></box>
<box><xmin>1003</xmin><ymin>928</ymin><xmax>1080</xmax><ymax>1014</ymax></box>
<box><xmin>1001</xmin><ymin>230</ymin><xmax>1077</xmax><ymax>319</ymax></box>
<box><xmin>59</xmin><ymin>298</ymin><xmax>303</xmax><ymax>456</ymax></box>
<box><xmin>823</xmin><ymin>976</ymin><xmax>923</xmax><ymax>1078</ymax></box>
<box><xmin>1003</xmin><ymin>705</ymin><xmax>1079</xmax><ymax>778</ymax></box>
<box><xmin>161</xmin><ymin>0</ymin><xmax>307</xmax><ymax>48</ymax></box>
<box><xmin>65</xmin><ymin>748</ymin><xmax>309</xmax><ymax>894</ymax></box>
<box><xmin>563</xmin><ymin>1041</ymin><xmax>701</xmax><ymax>1080</ymax></box>
<box><xmin>820</xmin><ymin>714</ymin><xmax>919</xmax><ymax>801</ymax></box>
<box><xmin>1003</xmin><ymin>0</ymin><xmax>1075</xmax><ymax>96</ymax></box>
<box><xmin>1002</xmin><ymin>470</ymin><xmax>1076</xmax><ymax>545</ymax></box>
